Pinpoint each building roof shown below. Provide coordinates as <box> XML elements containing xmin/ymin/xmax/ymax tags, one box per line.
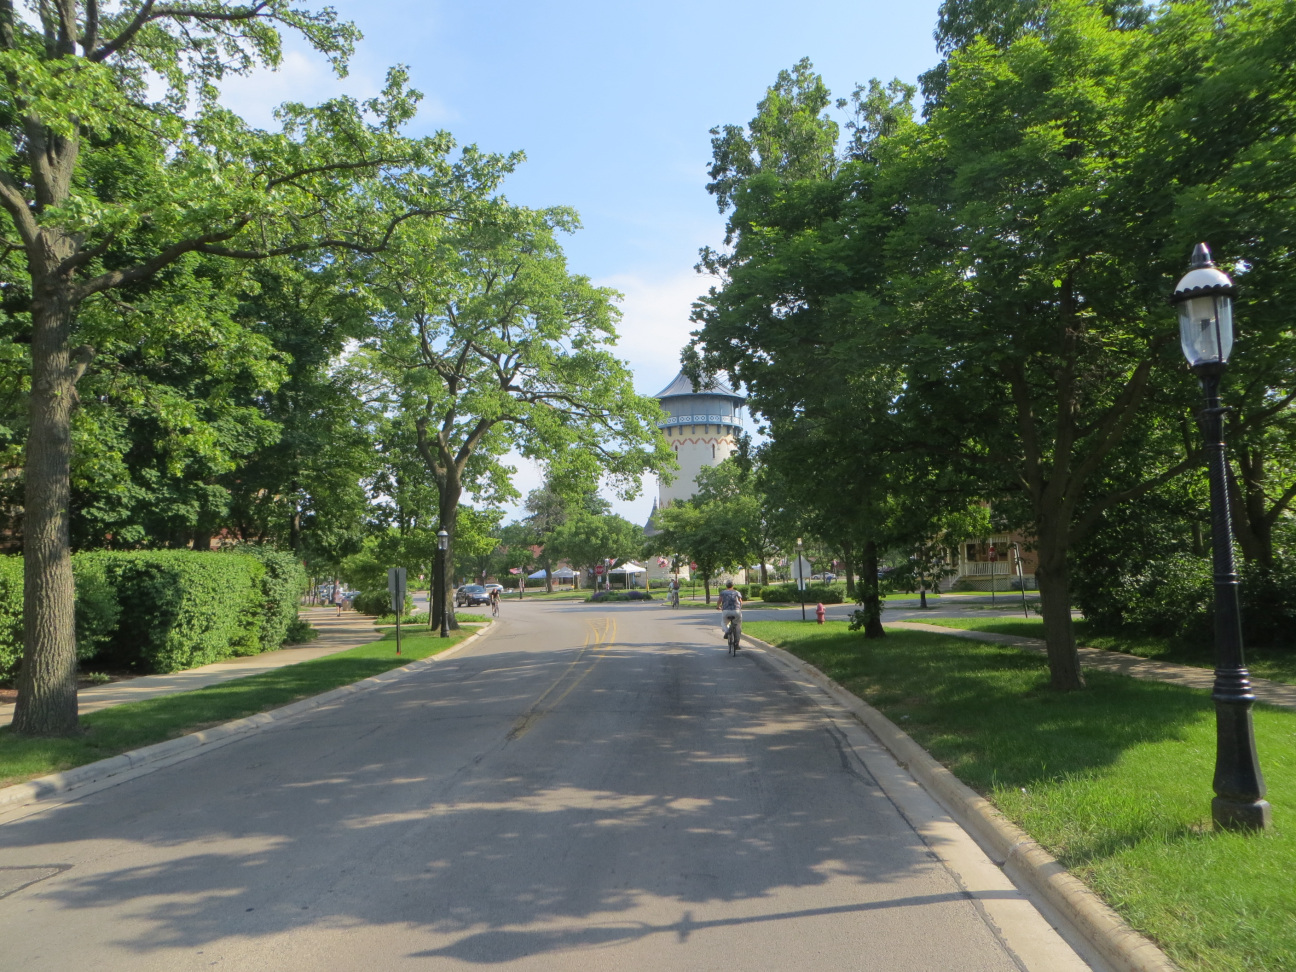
<box><xmin>653</xmin><ymin>370</ymin><xmax>744</xmax><ymax>402</ymax></box>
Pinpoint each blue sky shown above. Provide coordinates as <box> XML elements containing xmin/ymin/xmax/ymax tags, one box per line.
<box><xmin>220</xmin><ymin>0</ymin><xmax>943</xmax><ymax>524</ymax></box>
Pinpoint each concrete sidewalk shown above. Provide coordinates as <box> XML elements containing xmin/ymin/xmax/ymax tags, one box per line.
<box><xmin>0</xmin><ymin>608</ymin><xmax>384</xmax><ymax>727</ymax></box>
<box><xmin>890</xmin><ymin>620</ymin><xmax>1296</xmax><ymax>709</ymax></box>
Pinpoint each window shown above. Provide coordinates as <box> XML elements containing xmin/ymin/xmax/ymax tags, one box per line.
<box><xmin>966</xmin><ymin>543</ymin><xmax>978</xmax><ymax>562</ymax></box>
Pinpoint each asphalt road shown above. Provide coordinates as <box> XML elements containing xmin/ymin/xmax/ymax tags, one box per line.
<box><xmin>0</xmin><ymin>601</ymin><xmax>1093</xmax><ymax>971</ymax></box>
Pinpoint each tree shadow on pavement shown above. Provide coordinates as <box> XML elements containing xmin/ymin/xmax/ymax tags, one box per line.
<box><xmin>0</xmin><ymin>616</ymin><xmax>1021</xmax><ymax>967</ymax></box>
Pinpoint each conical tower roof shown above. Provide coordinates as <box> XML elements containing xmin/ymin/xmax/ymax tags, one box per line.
<box><xmin>653</xmin><ymin>371</ymin><xmax>744</xmax><ymax>403</ymax></box>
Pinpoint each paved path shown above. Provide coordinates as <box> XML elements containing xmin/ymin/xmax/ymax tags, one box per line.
<box><xmin>0</xmin><ymin>601</ymin><xmax>1091</xmax><ymax>971</ymax></box>
<box><xmin>0</xmin><ymin>609</ymin><xmax>383</xmax><ymax>727</ymax></box>
<box><xmin>889</xmin><ymin>621</ymin><xmax>1296</xmax><ymax>709</ymax></box>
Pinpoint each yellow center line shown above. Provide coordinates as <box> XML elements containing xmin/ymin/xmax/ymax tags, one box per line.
<box><xmin>507</xmin><ymin>616</ymin><xmax>615</xmax><ymax>742</ymax></box>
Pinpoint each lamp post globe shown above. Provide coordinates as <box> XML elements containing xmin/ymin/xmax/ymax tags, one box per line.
<box><xmin>1173</xmin><ymin>242</ymin><xmax>1237</xmax><ymax>373</ymax></box>
<box><xmin>1170</xmin><ymin>243</ymin><xmax>1269</xmax><ymax>831</ymax></box>
<box><xmin>436</xmin><ymin>529</ymin><xmax>450</xmax><ymax>638</ymax></box>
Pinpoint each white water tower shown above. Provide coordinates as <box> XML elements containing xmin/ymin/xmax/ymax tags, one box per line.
<box><xmin>654</xmin><ymin>371</ymin><xmax>746</xmax><ymax>509</ymax></box>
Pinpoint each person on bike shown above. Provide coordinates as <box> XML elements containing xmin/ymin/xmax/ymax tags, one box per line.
<box><xmin>489</xmin><ymin>587</ymin><xmax>501</xmax><ymax>617</ymax></box>
<box><xmin>716</xmin><ymin>581</ymin><xmax>743</xmax><ymax>645</ymax></box>
<box><xmin>668</xmin><ymin>576</ymin><xmax>680</xmax><ymax>607</ymax></box>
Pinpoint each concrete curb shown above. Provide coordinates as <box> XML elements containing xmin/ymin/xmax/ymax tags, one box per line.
<box><xmin>0</xmin><ymin>622</ymin><xmax>496</xmax><ymax>813</ymax></box>
<box><xmin>741</xmin><ymin>632</ymin><xmax>1180</xmax><ymax>972</ymax></box>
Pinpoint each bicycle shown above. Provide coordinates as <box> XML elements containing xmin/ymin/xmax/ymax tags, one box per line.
<box><xmin>668</xmin><ymin>588</ymin><xmax>680</xmax><ymax>609</ymax></box>
<box><xmin>490</xmin><ymin>596</ymin><xmax>500</xmax><ymax>618</ymax></box>
<box><xmin>725</xmin><ymin>614</ymin><xmax>742</xmax><ymax>655</ymax></box>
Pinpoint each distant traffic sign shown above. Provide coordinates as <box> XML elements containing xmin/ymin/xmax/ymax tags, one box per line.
<box><xmin>594</xmin><ymin>564</ymin><xmax>605</xmax><ymax>575</ymax></box>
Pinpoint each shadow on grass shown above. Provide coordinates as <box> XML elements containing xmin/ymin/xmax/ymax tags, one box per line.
<box><xmin>745</xmin><ymin>623</ymin><xmax>1212</xmax><ymax>794</ymax></box>
<box><xmin>0</xmin><ymin>628</ymin><xmax>469</xmax><ymax>787</ymax></box>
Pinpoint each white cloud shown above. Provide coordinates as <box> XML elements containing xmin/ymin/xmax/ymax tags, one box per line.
<box><xmin>597</xmin><ymin>267</ymin><xmax>713</xmax><ymax>396</ymax></box>
<box><xmin>216</xmin><ymin>45</ymin><xmax>458</xmax><ymax>131</ymax></box>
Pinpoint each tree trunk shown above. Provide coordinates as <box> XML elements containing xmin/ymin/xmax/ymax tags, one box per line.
<box><xmin>437</xmin><ymin>484</ymin><xmax>461</xmax><ymax>631</ymax></box>
<box><xmin>1227</xmin><ymin>448</ymin><xmax>1273</xmax><ymax>569</ymax></box>
<box><xmin>760</xmin><ymin>560</ymin><xmax>768</xmax><ymax>585</ymax></box>
<box><xmin>12</xmin><ymin>289</ymin><xmax>80</xmax><ymax>736</ymax></box>
<box><xmin>860</xmin><ymin>540</ymin><xmax>884</xmax><ymax>639</ymax></box>
<box><xmin>1034</xmin><ymin>527</ymin><xmax>1085</xmax><ymax>691</ymax></box>
<box><xmin>703</xmin><ymin>574</ymin><xmax>711</xmax><ymax>605</ymax></box>
<box><xmin>289</xmin><ymin>504</ymin><xmax>302</xmax><ymax>553</ymax></box>
<box><xmin>544</xmin><ymin>565</ymin><xmax>553</xmax><ymax>593</ymax></box>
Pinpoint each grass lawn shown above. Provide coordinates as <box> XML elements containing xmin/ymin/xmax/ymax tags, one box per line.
<box><xmin>744</xmin><ymin>620</ymin><xmax>1295</xmax><ymax>972</ymax></box>
<box><xmin>503</xmin><ymin>589</ymin><xmax>587</xmax><ymax>601</ymax></box>
<box><xmin>374</xmin><ymin>612</ymin><xmax>489</xmax><ymax>626</ymax></box>
<box><xmin>0</xmin><ymin>626</ymin><xmax>473</xmax><ymax>790</ymax></box>
<box><xmin>917</xmin><ymin>616</ymin><xmax>1296</xmax><ymax>686</ymax></box>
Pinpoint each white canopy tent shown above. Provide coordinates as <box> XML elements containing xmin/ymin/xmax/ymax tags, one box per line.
<box><xmin>526</xmin><ymin>566</ymin><xmax>579</xmax><ymax>586</ymax></box>
<box><xmin>608</xmin><ymin>561</ymin><xmax>648</xmax><ymax>588</ymax></box>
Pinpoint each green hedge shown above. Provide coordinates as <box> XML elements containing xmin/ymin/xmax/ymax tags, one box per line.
<box><xmin>0</xmin><ymin>555</ymin><xmax>124</xmax><ymax>682</ymax></box>
<box><xmin>234</xmin><ymin>546</ymin><xmax>307</xmax><ymax>653</ymax></box>
<box><xmin>0</xmin><ymin>557</ymin><xmax>20</xmax><ymax>681</ymax></box>
<box><xmin>352</xmin><ymin>588</ymin><xmax>413</xmax><ymax>617</ymax></box>
<box><xmin>760</xmin><ymin>584</ymin><xmax>844</xmax><ymax>604</ymax></box>
<box><xmin>0</xmin><ymin>549</ymin><xmax>308</xmax><ymax>681</ymax></box>
<box><xmin>98</xmin><ymin>551</ymin><xmax>264</xmax><ymax>673</ymax></box>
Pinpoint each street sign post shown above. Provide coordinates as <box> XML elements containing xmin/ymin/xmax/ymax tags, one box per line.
<box><xmin>388</xmin><ymin>567</ymin><xmax>407</xmax><ymax>655</ymax></box>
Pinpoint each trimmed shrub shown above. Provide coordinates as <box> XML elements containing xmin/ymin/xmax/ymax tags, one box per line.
<box><xmin>0</xmin><ymin>554</ymin><xmax>124</xmax><ymax>682</ymax></box>
<box><xmin>760</xmin><ymin>584</ymin><xmax>843</xmax><ymax>604</ymax></box>
<box><xmin>71</xmin><ymin>552</ymin><xmax>123</xmax><ymax>663</ymax></box>
<box><xmin>233</xmin><ymin>546</ymin><xmax>308</xmax><ymax>653</ymax></box>
<box><xmin>0</xmin><ymin>556</ymin><xmax>21</xmax><ymax>682</ymax></box>
<box><xmin>353</xmin><ymin>588</ymin><xmax>413</xmax><ymax>617</ymax></box>
<box><xmin>99</xmin><ymin>550</ymin><xmax>265</xmax><ymax>673</ymax></box>
<box><xmin>586</xmin><ymin>590</ymin><xmax>654</xmax><ymax>602</ymax></box>
<box><xmin>285</xmin><ymin>618</ymin><xmax>319</xmax><ymax>644</ymax></box>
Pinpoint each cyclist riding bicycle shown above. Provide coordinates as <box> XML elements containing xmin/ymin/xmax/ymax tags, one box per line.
<box><xmin>488</xmin><ymin>587</ymin><xmax>501</xmax><ymax>617</ymax></box>
<box><xmin>667</xmin><ymin>576</ymin><xmax>680</xmax><ymax>607</ymax></box>
<box><xmin>716</xmin><ymin>581</ymin><xmax>743</xmax><ymax>646</ymax></box>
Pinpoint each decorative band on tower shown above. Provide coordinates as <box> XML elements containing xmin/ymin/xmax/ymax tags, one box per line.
<box><xmin>651</xmin><ymin>371</ymin><xmax>746</xmax><ymax>511</ymax></box>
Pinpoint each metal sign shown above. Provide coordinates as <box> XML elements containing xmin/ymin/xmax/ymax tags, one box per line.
<box><xmin>594</xmin><ymin>564</ymin><xmax>605</xmax><ymax>576</ymax></box>
<box><xmin>387</xmin><ymin>567</ymin><xmax>407</xmax><ymax>613</ymax></box>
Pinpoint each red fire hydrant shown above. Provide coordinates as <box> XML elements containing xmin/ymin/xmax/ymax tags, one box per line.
<box><xmin>816</xmin><ymin>602</ymin><xmax>826</xmax><ymax>624</ymax></box>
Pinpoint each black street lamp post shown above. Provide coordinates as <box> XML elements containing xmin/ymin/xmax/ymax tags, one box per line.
<box><xmin>436</xmin><ymin>529</ymin><xmax>450</xmax><ymax>639</ymax></box>
<box><xmin>1171</xmin><ymin>243</ymin><xmax>1271</xmax><ymax>831</ymax></box>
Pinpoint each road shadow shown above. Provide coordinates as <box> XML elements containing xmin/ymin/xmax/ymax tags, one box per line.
<box><xmin>0</xmin><ymin>615</ymin><xmax>1019</xmax><ymax>964</ymax></box>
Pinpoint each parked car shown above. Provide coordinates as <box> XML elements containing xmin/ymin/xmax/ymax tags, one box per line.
<box><xmin>484</xmin><ymin>583</ymin><xmax>505</xmax><ymax>596</ymax></box>
<box><xmin>455</xmin><ymin>584</ymin><xmax>491</xmax><ymax>607</ymax></box>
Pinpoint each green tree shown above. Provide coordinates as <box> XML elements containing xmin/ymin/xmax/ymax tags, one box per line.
<box><xmin>360</xmin><ymin>209</ymin><xmax>672</xmax><ymax>628</ymax></box>
<box><xmin>693</xmin><ymin>457</ymin><xmax>780</xmax><ymax>585</ymax></box>
<box><xmin>1</xmin><ymin>0</ymin><xmax>505</xmax><ymax>733</ymax></box>
<box><xmin>546</xmin><ymin>512</ymin><xmax>643</xmax><ymax>591</ymax></box>
<box><xmin>706</xmin><ymin>57</ymin><xmax>839</xmax><ymax>214</ymax></box>
<box><xmin>523</xmin><ymin>480</ymin><xmax>608</xmax><ymax>591</ymax></box>
<box><xmin>648</xmin><ymin>499</ymin><xmax>746</xmax><ymax>605</ymax></box>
